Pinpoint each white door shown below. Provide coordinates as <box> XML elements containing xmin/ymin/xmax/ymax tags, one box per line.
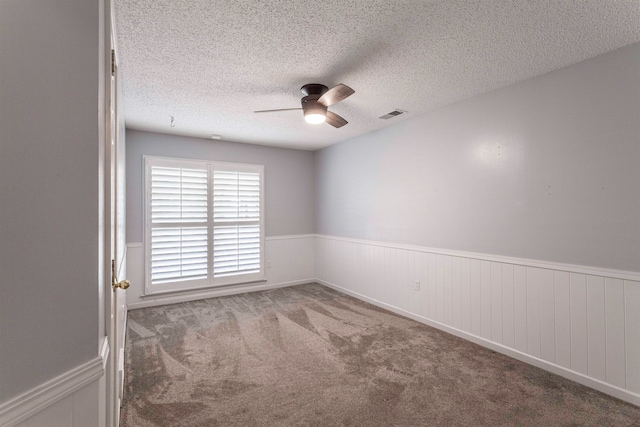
<box><xmin>105</xmin><ymin>2</ymin><xmax>128</xmax><ymax>425</ymax></box>
<box><xmin>111</xmin><ymin>43</ymin><xmax>128</xmax><ymax>424</ymax></box>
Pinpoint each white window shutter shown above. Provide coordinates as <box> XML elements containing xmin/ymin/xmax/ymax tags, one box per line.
<box><xmin>213</xmin><ymin>171</ymin><xmax>261</xmax><ymax>221</ymax></box>
<box><xmin>149</xmin><ymin>165</ymin><xmax>208</xmax><ymax>284</ymax></box>
<box><xmin>145</xmin><ymin>158</ymin><xmax>263</xmax><ymax>292</ymax></box>
<box><xmin>151</xmin><ymin>167</ymin><xmax>208</xmax><ymax>223</ymax></box>
<box><xmin>213</xmin><ymin>225</ymin><xmax>261</xmax><ymax>276</ymax></box>
<box><xmin>151</xmin><ymin>227</ymin><xmax>208</xmax><ymax>282</ymax></box>
<box><xmin>212</xmin><ymin>170</ymin><xmax>261</xmax><ymax>277</ymax></box>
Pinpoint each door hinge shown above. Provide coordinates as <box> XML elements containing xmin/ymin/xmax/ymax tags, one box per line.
<box><xmin>111</xmin><ymin>49</ymin><xmax>115</xmax><ymax>76</ymax></box>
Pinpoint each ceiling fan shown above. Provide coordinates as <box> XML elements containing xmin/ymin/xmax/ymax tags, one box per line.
<box><xmin>254</xmin><ymin>83</ymin><xmax>355</xmax><ymax>128</ymax></box>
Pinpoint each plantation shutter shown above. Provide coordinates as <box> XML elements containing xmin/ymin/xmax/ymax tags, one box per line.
<box><xmin>149</xmin><ymin>165</ymin><xmax>208</xmax><ymax>284</ymax></box>
<box><xmin>212</xmin><ymin>171</ymin><xmax>261</xmax><ymax>277</ymax></box>
<box><xmin>145</xmin><ymin>157</ymin><xmax>264</xmax><ymax>293</ymax></box>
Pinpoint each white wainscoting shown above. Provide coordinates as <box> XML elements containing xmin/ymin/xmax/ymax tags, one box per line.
<box><xmin>126</xmin><ymin>235</ymin><xmax>316</xmax><ymax>310</ymax></box>
<box><xmin>315</xmin><ymin>234</ymin><xmax>640</xmax><ymax>406</ymax></box>
<box><xmin>264</xmin><ymin>234</ymin><xmax>315</xmax><ymax>286</ymax></box>
<box><xmin>9</xmin><ymin>382</ymin><xmax>101</xmax><ymax>427</ymax></box>
<box><xmin>0</xmin><ymin>339</ymin><xmax>108</xmax><ymax>427</ymax></box>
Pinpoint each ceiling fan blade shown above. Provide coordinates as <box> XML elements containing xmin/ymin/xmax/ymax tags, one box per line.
<box><xmin>326</xmin><ymin>111</ymin><xmax>348</xmax><ymax>128</ymax></box>
<box><xmin>318</xmin><ymin>84</ymin><xmax>355</xmax><ymax>107</ymax></box>
<box><xmin>254</xmin><ymin>108</ymin><xmax>302</xmax><ymax>113</ymax></box>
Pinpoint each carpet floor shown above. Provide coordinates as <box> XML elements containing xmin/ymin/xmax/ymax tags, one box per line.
<box><xmin>120</xmin><ymin>283</ymin><xmax>640</xmax><ymax>426</ymax></box>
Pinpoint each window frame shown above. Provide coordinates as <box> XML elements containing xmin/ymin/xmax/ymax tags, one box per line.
<box><xmin>143</xmin><ymin>155</ymin><xmax>265</xmax><ymax>295</ymax></box>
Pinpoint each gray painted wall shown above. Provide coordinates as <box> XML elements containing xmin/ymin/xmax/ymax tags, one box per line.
<box><xmin>126</xmin><ymin>130</ymin><xmax>315</xmax><ymax>242</ymax></box>
<box><xmin>315</xmin><ymin>43</ymin><xmax>640</xmax><ymax>272</ymax></box>
<box><xmin>0</xmin><ymin>0</ymin><xmax>100</xmax><ymax>402</ymax></box>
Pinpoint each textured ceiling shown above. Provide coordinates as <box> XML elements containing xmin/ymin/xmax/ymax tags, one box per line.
<box><xmin>115</xmin><ymin>0</ymin><xmax>640</xmax><ymax>151</ymax></box>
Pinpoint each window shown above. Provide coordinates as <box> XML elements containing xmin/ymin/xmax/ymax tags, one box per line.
<box><xmin>144</xmin><ymin>156</ymin><xmax>264</xmax><ymax>294</ymax></box>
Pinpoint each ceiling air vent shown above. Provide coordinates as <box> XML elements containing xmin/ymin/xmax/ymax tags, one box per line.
<box><xmin>379</xmin><ymin>109</ymin><xmax>407</xmax><ymax>120</ymax></box>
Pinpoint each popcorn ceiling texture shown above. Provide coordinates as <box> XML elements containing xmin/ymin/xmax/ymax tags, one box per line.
<box><xmin>115</xmin><ymin>0</ymin><xmax>640</xmax><ymax>150</ymax></box>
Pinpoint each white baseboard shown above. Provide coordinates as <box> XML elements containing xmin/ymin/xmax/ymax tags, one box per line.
<box><xmin>0</xmin><ymin>347</ymin><xmax>107</xmax><ymax>427</ymax></box>
<box><xmin>127</xmin><ymin>279</ymin><xmax>315</xmax><ymax>310</ymax></box>
<box><xmin>318</xmin><ymin>278</ymin><xmax>640</xmax><ymax>407</ymax></box>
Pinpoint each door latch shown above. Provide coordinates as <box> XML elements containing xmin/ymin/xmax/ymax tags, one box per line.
<box><xmin>111</xmin><ymin>259</ymin><xmax>130</xmax><ymax>291</ymax></box>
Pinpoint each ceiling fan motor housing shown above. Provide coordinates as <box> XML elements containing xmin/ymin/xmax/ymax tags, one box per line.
<box><xmin>300</xmin><ymin>83</ymin><xmax>328</xmax><ymax>97</ymax></box>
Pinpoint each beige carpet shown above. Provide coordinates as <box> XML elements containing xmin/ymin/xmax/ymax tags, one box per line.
<box><xmin>121</xmin><ymin>283</ymin><xmax>640</xmax><ymax>426</ymax></box>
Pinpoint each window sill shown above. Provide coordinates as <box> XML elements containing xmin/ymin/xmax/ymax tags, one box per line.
<box><xmin>141</xmin><ymin>279</ymin><xmax>268</xmax><ymax>299</ymax></box>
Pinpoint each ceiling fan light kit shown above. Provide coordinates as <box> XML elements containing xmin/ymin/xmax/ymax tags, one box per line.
<box><xmin>255</xmin><ymin>83</ymin><xmax>354</xmax><ymax>128</ymax></box>
<box><xmin>302</xmin><ymin>101</ymin><xmax>328</xmax><ymax>124</ymax></box>
<box><xmin>304</xmin><ymin>111</ymin><xmax>327</xmax><ymax>124</ymax></box>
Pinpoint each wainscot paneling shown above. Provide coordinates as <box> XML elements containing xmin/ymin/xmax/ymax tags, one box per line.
<box><xmin>126</xmin><ymin>235</ymin><xmax>316</xmax><ymax>310</ymax></box>
<box><xmin>0</xmin><ymin>339</ymin><xmax>107</xmax><ymax>427</ymax></box>
<box><xmin>11</xmin><ymin>382</ymin><xmax>101</xmax><ymax>427</ymax></box>
<box><xmin>315</xmin><ymin>234</ymin><xmax>640</xmax><ymax>406</ymax></box>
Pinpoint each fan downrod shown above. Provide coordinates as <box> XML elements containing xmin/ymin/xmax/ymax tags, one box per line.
<box><xmin>300</xmin><ymin>84</ymin><xmax>328</xmax><ymax>97</ymax></box>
